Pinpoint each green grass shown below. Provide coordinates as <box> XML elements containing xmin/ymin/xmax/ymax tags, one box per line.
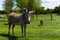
<box><xmin>0</xmin><ymin>14</ymin><xmax>60</xmax><ymax>40</ymax></box>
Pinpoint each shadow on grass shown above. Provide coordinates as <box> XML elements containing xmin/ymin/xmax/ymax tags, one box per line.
<box><xmin>0</xmin><ymin>34</ymin><xmax>20</xmax><ymax>40</ymax></box>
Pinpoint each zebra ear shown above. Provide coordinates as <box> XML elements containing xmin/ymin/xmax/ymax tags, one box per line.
<box><xmin>29</xmin><ymin>10</ymin><xmax>35</xmax><ymax>14</ymax></box>
<box><xmin>29</xmin><ymin>11</ymin><xmax>34</xmax><ymax>14</ymax></box>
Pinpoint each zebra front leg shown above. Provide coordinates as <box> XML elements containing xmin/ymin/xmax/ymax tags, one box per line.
<box><xmin>23</xmin><ymin>24</ymin><xmax>26</xmax><ymax>37</ymax></box>
<box><xmin>8</xmin><ymin>24</ymin><xmax>11</xmax><ymax>35</ymax></box>
<box><xmin>12</xmin><ymin>24</ymin><xmax>15</xmax><ymax>36</ymax></box>
<box><xmin>21</xmin><ymin>24</ymin><xmax>23</xmax><ymax>37</ymax></box>
<box><xmin>21</xmin><ymin>24</ymin><xmax>26</xmax><ymax>38</ymax></box>
<box><xmin>24</xmin><ymin>24</ymin><xmax>26</xmax><ymax>37</ymax></box>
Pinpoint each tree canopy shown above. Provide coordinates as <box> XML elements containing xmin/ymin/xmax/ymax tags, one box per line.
<box><xmin>16</xmin><ymin>0</ymin><xmax>41</xmax><ymax>10</ymax></box>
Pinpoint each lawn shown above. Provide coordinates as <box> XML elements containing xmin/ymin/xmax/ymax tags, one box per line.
<box><xmin>0</xmin><ymin>14</ymin><xmax>60</xmax><ymax>40</ymax></box>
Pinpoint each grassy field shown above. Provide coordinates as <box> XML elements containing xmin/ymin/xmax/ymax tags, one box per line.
<box><xmin>0</xmin><ymin>14</ymin><xmax>60</xmax><ymax>40</ymax></box>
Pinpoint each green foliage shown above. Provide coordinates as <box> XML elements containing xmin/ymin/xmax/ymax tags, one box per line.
<box><xmin>33</xmin><ymin>0</ymin><xmax>41</xmax><ymax>10</ymax></box>
<box><xmin>16</xmin><ymin>0</ymin><xmax>29</xmax><ymax>9</ymax></box>
<box><xmin>3</xmin><ymin>0</ymin><xmax>14</xmax><ymax>16</ymax></box>
<box><xmin>16</xmin><ymin>0</ymin><xmax>41</xmax><ymax>10</ymax></box>
<box><xmin>0</xmin><ymin>11</ymin><xmax>5</xmax><ymax>14</ymax></box>
<box><xmin>53</xmin><ymin>5</ymin><xmax>60</xmax><ymax>15</ymax></box>
<box><xmin>3</xmin><ymin>0</ymin><xmax>42</xmax><ymax>14</ymax></box>
<box><xmin>46</xmin><ymin>8</ymin><xmax>50</xmax><ymax>13</ymax></box>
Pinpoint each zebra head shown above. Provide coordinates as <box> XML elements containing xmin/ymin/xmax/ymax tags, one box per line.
<box><xmin>23</xmin><ymin>8</ymin><xmax>34</xmax><ymax>24</ymax></box>
<box><xmin>23</xmin><ymin>12</ymin><xmax>31</xmax><ymax>24</ymax></box>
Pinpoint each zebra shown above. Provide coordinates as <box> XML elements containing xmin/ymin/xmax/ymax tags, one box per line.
<box><xmin>8</xmin><ymin>9</ymin><xmax>34</xmax><ymax>37</ymax></box>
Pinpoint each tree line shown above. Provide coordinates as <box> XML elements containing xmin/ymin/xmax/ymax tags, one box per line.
<box><xmin>2</xmin><ymin>0</ymin><xmax>41</xmax><ymax>15</ymax></box>
<box><xmin>0</xmin><ymin>0</ymin><xmax>60</xmax><ymax>15</ymax></box>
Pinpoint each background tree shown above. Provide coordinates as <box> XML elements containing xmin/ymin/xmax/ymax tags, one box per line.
<box><xmin>16</xmin><ymin>0</ymin><xmax>41</xmax><ymax>11</ymax></box>
<box><xmin>53</xmin><ymin>5</ymin><xmax>60</xmax><ymax>15</ymax></box>
<box><xmin>3</xmin><ymin>0</ymin><xmax>14</xmax><ymax>16</ymax></box>
<box><xmin>16</xmin><ymin>0</ymin><xmax>29</xmax><ymax>12</ymax></box>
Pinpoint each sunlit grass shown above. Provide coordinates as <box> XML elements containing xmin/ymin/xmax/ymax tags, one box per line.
<box><xmin>0</xmin><ymin>14</ymin><xmax>60</xmax><ymax>40</ymax></box>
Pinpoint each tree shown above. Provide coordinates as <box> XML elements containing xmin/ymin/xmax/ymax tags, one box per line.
<box><xmin>16</xmin><ymin>0</ymin><xmax>41</xmax><ymax>11</ymax></box>
<box><xmin>53</xmin><ymin>5</ymin><xmax>60</xmax><ymax>15</ymax></box>
<box><xmin>3</xmin><ymin>0</ymin><xmax>14</xmax><ymax>16</ymax></box>
<box><xmin>16</xmin><ymin>0</ymin><xmax>29</xmax><ymax>12</ymax></box>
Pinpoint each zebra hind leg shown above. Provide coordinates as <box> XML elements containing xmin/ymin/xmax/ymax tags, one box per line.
<box><xmin>8</xmin><ymin>24</ymin><xmax>11</xmax><ymax>35</ymax></box>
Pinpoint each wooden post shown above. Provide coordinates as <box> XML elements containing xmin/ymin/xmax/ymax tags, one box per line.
<box><xmin>51</xmin><ymin>13</ymin><xmax>52</xmax><ymax>21</ymax></box>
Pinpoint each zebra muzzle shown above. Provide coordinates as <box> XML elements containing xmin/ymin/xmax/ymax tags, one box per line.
<box><xmin>28</xmin><ymin>21</ymin><xmax>30</xmax><ymax>24</ymax></box>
